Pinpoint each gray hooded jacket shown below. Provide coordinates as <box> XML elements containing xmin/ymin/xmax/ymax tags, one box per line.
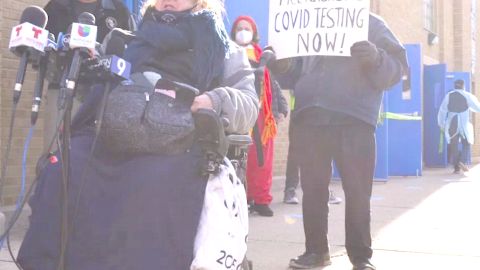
<box><xmin>275</xmin><ymin>14</ymin><xmax>407</xmax><ymax>127</ymax></box>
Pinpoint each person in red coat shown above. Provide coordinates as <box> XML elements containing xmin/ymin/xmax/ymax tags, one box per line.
<box><xmin>231</xmin><ymin>16</ymin><xmax>288</xmax><ymax>217</ymax></box>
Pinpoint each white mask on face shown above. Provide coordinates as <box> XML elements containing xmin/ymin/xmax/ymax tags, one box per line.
<box><xmin>235</xmin><ymin>30</ymin><xmax>253</xmax><ymax>46</ymax></box>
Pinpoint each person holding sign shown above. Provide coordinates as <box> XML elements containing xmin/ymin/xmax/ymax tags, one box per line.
<box><xmin>230</xmin><ymin>15</ymin><xmax>289</xmax><ymax>217</ymax></box>
<box><xmin>270</xmin><ymin>8</ymin><xmax>408</xmax><ymax>270</ymax></box>
<box><xmin>437</xmin><ymin>79</ymin><xmax>480</xmax><ymax>174</ymax></box>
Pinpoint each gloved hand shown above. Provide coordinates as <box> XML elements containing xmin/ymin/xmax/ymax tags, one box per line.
<box><xmin>350</xmin><ymin>40</ymin><xmax>380</xmax><ymax>68</ymax></box>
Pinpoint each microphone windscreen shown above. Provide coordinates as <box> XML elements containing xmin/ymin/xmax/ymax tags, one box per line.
<box><xmin>78</xmin><ymin>12</ymin><xmax>96</xmax><ymax>25</ymax></box>
<box><xmin>20</xmin><ymin>6</ymin><xmax>48</xmax><ymax>28</ymax></box>
<box><xmin>104</xmin><ymin>36</ymin><xmax>126</xmax><ymax>56</ymax></box>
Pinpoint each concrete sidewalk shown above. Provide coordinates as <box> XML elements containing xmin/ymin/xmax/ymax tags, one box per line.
<box><xmin>248</xmin><ymin>164</ymin><xmax>480</xmax><ymax>270</ymax></box>
<box><xmin>0</xmin><ymin>165</ymin><xmax>479</xmax><ymax>270</ymax></box>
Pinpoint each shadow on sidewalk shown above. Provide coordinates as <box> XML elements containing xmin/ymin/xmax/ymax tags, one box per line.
<box><xmin>246</xmin><ymin>164</ymin><xmax>480</xmax><ymax>270</ymax></box>
<box><xmin>1</xmin><ymin>165</ymin><xmax>479</xmax><ymax>270</ymax></box>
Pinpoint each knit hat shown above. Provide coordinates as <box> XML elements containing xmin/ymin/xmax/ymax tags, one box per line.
<box><xmin>454</xmin><ymin>79</ymin><xmax>465</xmax><ymax>89</ymax></box>
<box><xmin>230</xmin><ymin>15</ymin><xmax>260</xmax><ymax>44</ymax></box>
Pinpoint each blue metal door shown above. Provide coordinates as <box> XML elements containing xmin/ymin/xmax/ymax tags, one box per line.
<box><xmin>386</xmin><ymin>44</ymin><xmax>423</xmax><ymax>176</ymax></box>
<box><xmin>423</xmin><ymin>64</ymin><xmax>448</xmax><ymax>167</ymax></box>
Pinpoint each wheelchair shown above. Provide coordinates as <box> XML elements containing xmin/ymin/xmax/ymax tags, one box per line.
<box><xmin>193</xmin><ymin>109</ymin><xmax>253</xmax><ymax>270</ymax></box>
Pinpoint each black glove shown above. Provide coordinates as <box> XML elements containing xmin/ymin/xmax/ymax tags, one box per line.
<box><xmin>268</xmin><ymin>58</ymin><xmax>294</xmax><ymax>75</ymax></box>
<box><xmin>350</xmin><ymin>40</ymin><xmax>380</xmax><ymax>68</ymax></box>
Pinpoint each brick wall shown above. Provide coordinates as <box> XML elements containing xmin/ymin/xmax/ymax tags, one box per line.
<box><xmin>376</xmin><ymin>0</ymin><xmax>480</xmax><ymax>159</ymax></box>
<box><xmin>1</xmin><ymin>1</ymin><xmax>4</xmax><ymax>167</ymax></box>
<box><xmin>1</xmin><ymin>0</ymin><xmax>49</xmax><ymax>205</ymax></box>
<box><xmin>272</xmin><ymin>90</ymin><xmax>290</xmax><ymax>177</ymax></box>
<box><xmin>473</xmin><ymin>0</ymin><xmax>480</xmax><ymax>160</ymax></box>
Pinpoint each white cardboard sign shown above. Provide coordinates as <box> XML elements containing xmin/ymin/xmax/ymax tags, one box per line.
<box><xmin>268</xmin><ymin>0</ymin><xmax>370</xmax><ymax>59</ymax></box>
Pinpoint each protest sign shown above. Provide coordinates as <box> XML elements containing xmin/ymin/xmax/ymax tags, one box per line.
<box><xmin>268</xmin><ymin>0</ymin><xmax>370</xmax><ymax>59</ymax></box>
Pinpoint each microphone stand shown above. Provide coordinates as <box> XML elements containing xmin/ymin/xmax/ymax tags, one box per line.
<box><xmin>57</xmin><ymin>75</ymin><xmax>73</xmax><ymax>270</ymax></box>
<box><xmin>57</xmin><ymin>48</ymin><xmax>87</xmax><ymax>270</ymax></box>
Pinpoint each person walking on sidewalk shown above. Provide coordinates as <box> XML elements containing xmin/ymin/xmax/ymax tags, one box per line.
<box><xmin>271</xmin><ymin>13</ymin><xmax>407</xmax><ymax>270</ymax></box>
<box><xmin>283</xmin><ymin>91</ymin><xmax>342</xmax><ymax>205</ymax></box>
<box><xmin>230</xmin><ymin>15</ymin><xmax>289</xmax><ymax>217</ymax></box>
<box><xmin>437</xmin><ymin>79</ymin><xmax>480</xmax><ymax>174</ymax></box>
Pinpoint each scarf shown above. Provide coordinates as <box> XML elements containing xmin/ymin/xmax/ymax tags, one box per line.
<box><xmin>129</xmin><ymin>8</ymin><xmax>230</xmax><ymax>91</ymax></box>
<box><xmin>247</xmin><ymin>43</ymin><xmax>277</xmax><ymax>145</ymax></box>
<box><xmin>190</xmin><ymin>10</ymin><xmax>231</xmax><ymax>90</ymax></box>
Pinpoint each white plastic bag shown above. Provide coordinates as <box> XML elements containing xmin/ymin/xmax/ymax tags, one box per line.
<box><xmin>191</xmin><ymin>159</ymin><xmax>249</xmax><ymax>270</ymax></box>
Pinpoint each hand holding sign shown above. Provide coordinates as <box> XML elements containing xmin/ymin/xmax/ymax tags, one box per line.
<box><xmin>350</xmin><ymin>40</ymin><xmax>380</xmax><ymax>68</ymax></box>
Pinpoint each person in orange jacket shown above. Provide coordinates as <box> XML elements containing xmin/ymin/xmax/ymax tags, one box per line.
<box><xmin>231</xmin><ymin>15</ymin><xmax>288</xmax><ymax>217</ymax></box>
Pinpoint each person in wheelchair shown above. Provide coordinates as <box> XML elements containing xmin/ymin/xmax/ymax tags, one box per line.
<box><xmin>17</xmin><ymin>0</ymin><xmax>258</xmax><ymax>269</ymax></box>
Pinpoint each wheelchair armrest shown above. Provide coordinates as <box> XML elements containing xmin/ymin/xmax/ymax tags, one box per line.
<box><xmin>193</xmin><ymin>108</ymin><xmax>228</xmax><ymax>157</ymax></box>
<box><xmin>194</xmin><ymin>108</ymin><xmax>229</xmax><ymax>175</ymax></box>
<box><xmin>227</xmin><ymin>134</ymin><xmax>252</xmax><ymax>146</ymax></box>
<box><xmin>156</xmin><ymin>79</ymin><xmax>199</xmax><ymax>104</ymax></box>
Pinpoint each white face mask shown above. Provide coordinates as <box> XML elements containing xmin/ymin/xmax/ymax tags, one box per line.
<box><xmin>235</xmin><ymin>30</ymin><xmax>253</xmax><ymax>46</ymax></box>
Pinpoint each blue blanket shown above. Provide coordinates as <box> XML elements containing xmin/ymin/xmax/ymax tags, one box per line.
<box><xmin>18</xmin><ymin>87</ymin><xmax>208</xmax><ymax>270</ymax></box>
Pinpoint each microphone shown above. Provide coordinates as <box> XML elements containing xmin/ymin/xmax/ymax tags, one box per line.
<box><xmin>96</xmin><ymin>35</ymin><xmax>131</xmax><ymax>80</ymax></box>
<box><xmin>104</xmin><ymin>36</ymin><xmax>126</xmax><ymax>56</ymax></box>
<box><xmin>19</xmin><ymin>5</ymin><xmax>48</xmax><ymax>28</ymax></box>
<box><xmin>100</xmin><ymin>28</ymin><xmax>135</xmax><ymax>55</ymax></box>
<box><xmin>56</xmin><ymin>31</ymin><xmax>70</xmax><ymax>51</ymax></box>
<box><xmin>63</xmin><ymin>12</ymin><xmax>98</xmax><ymax>97</ymax></box>
<box><xmin>8</xmin><ymin>6</ymin><xmax>49</xmax><ymax>104</ymax></box>
<box><xmin>93</xmin><ymin>35</ymin><xmax>131</xmax><ymax>139</ymax></box>
<box><xmin>44</xmin><ymin>32</ymin><xmax>68</xmax><ymax>84</ymax></box>
<box><xmin>31</xmin><ymin>33</ymin><xmax>56</xmax><ymax>125</ymax></box>
<box><xmin>45</xmin><ymin>32</ymin><xmax>58</xmax><ymax>51</ymax></box>
<box><xmin>78</xmin><ymin>11</ymin><xmax>96</xmax><ymax>26</ymax></box>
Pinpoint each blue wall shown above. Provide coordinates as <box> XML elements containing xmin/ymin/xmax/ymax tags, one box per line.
<box><xmin>125</xmin><ymin>0</ymin><xmax>147</xmax><ymax>19</ymax></box>
<box><xmin>127</xmin><ymin>0</ymin><xmax>270</xmax><ymax>38</ymax></box>
<box><xmin>224</xmin><ymin>0</ymin><xmax>269</xmax><ymax>47</ymax></box>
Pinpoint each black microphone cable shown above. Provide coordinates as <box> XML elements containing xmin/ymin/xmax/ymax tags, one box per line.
<box><xmin>69</xmin><ymin>34</ymin><xmax>129</xmax><ymax>237</ymax></box>
<box><xmin>0</xmin><ymin>95</ymin><xmax>71</xmax><ymax>270</ymax></box>
<box><xmin>0</xmin><ymin>5</ymin><xmax>48</xmax><ymax>206</ymax></box>
<box><xmin>57</xmin><ymin>12</ymin><xmax>97</xmax><ymax>270</ymax></box>
<box><xmin>0</xmin><ymin>10</ymin><xmax>50</xmax><ymax>260</ymax></box>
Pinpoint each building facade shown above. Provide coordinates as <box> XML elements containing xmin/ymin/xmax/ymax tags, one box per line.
<box><xmin>372</xmin><ymin>0</ymin><xmax>480</xmax><ymax>158</ymax></box>
<box><xmin>0</xmin><ymin>0</ymin><xmax>479</xmax><ymax>205</ymax></box>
